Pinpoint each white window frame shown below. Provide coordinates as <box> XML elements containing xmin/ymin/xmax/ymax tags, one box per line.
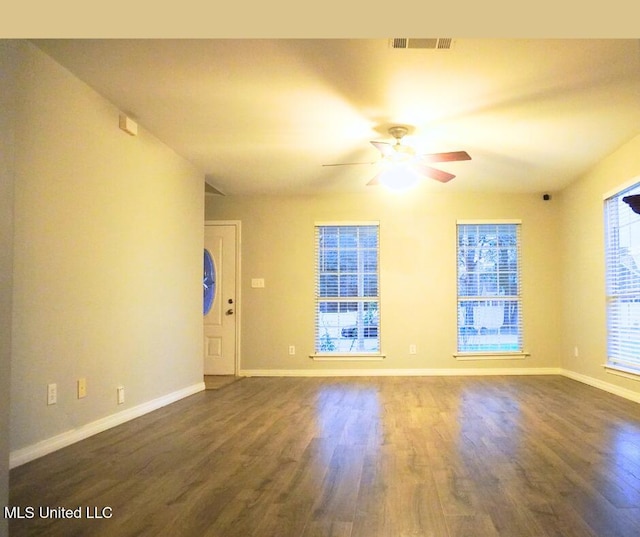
<box><xmin>454</xmin><ymin>219</ymin><xmax>527</xmax><ymax>359</ymax></box>
<box><xmin>311</xmin><ymin>221</ymin><xmax>384</xmax><ymax>361</ymax></box>
<box><xmin>604</xmin><ymin>179</ymin><xmax>640</xmax><ymax>379</ymax></box>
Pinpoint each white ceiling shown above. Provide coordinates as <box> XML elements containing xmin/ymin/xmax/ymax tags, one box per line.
<box><xmin>33</xmin><ymin>38</ymin><xmax>640</xmax><ymax>196</ymax></box>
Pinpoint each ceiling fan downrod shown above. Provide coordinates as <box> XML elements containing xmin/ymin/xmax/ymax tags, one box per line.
<box><xmin>387</xmin><ymin>126</ymin><xmax>414</xmax><ymax>161</ymax></box>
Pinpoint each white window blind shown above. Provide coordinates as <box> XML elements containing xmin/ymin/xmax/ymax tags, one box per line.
<box><xmin>315</xmin><ymin>224</ymin><xmax>380</xmax><ymax>354</ymax></box>
<box><xmin>456</xmin><ymin>222</ymin><xmax>522</xmax><ymax>353</ymax></box>
<box><xmin>605</xmin><ymin>182</ymin><xmax>640</xmax><ymax>373</ymax></box>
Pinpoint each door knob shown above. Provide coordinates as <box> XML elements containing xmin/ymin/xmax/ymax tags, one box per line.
<box><xmin>226</xmin><ymin>308</ymin><xmax>234</xmax><ymax>315</ymax></box>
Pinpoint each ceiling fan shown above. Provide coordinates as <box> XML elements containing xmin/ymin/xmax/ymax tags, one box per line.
<box><xmin>323</xmin><ymin>125</ymin><xmax>471</xmax><ymax>186</ymax></box>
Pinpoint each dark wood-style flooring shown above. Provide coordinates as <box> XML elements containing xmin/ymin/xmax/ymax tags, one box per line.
<box><xmin>9</xmin><ymin>375</ymin><xmax>640</xmax><ymax>536</ymax></box>
<box><xmin>204</xmin><ymin>375</ymin><xmax>242</xmax><ymax>390</ymax></box>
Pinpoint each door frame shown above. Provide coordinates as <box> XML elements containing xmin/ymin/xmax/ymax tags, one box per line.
<box><xmin>204</xmin><ymin>220</ymin><xmax>242</xmax><ymax>375</ymax></box>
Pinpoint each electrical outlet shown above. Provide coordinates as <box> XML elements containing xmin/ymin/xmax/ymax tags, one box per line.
<box><xmin>47</xmin><ymin>383</ymin><xmax>57</xmax><ymax>405</ymax></box>
<box><xmin>409</xmin><ymin>344</ymin><xmax>417</xmax><ymax>355</ymax></box>
<box><xmin>77</xmin><ymin>378</ymin><xmax>87</xmax><ymax>399</ymax></box>
<box><xmin>288</xmin><ymin>345</ymin><xmax>296</xmax><ymax>355</ymax></box>
<box><xmin>574</xmin><ymin>346</ymin><xmax>579</xmax><ymax>358</ymax></box>
<box><xmin>117</xmin><ymin>386</ymin><xmax>125</xmax><ymax>405</ymax></box>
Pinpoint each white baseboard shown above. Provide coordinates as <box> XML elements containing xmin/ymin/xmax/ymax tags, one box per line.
<box><xmin>9</xmin><ymin>382</ymin><xmax>205</xmax><ymax>469</ymax></box>
<box><xmin>240</xmin><ymin>367</ymin><xmax>563</xmax><ymax>377</ymax></box>
<box><xmin>241</xmin><ymin>367</ymin><xmax>640</xmax><ymax>404</ymax></box>
<box><xmin>561</xmin><ymin>368</ymin><xmax>640</xmax><ymax>404</ymax></box>
<box><xmin>12</xmin><ymin>369</ymin><xmax>637</xmax><ymax>469</ymax></box>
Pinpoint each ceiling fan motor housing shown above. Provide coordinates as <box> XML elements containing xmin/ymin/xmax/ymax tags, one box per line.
<box><xmin>390</xmin><ymin>144</ymin><xmax>415</xmax><ymax>162</ymax></box>
<box><xmin>388</xmin><ymin>126</ymin><xmax>414</xmax><ymax>162</ymax></box>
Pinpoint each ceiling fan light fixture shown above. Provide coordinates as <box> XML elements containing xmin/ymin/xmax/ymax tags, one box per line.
<box><xmin>378</xmin><ymin>163</ymin><xmax>420</xmax><ymax>192</ymax></box>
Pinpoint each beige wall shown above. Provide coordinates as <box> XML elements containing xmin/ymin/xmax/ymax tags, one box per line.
<box><xmin>560</xmin><ymin>133</ymin><xmax>640</xmax><ymax>397</ymax></box>
<box><xmin>206</xmin><ymin>186</ymin><xmax>563</xmax><ymax>373</ymax></box>
<box><xmin>0</xmin><ymin>40</ymin><xmax>17</xmax><ymax>537</ymax></box>
<box><xmin>10</xmin><ymin>42</ymin><xmax>204</xmax><ymax>453</ymax></box>
<box><xmin>5</xmin><ymin>39</ymin><xmax>639</xmax><ymax>482</ymax></box>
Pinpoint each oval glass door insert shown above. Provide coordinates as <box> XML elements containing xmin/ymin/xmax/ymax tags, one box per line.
<box><xmin>203</xmin><ymin>249</ymin><xmax>216</xmax><ymax>315</ymax></box>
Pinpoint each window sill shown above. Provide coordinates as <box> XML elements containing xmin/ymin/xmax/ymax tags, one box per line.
<box><xmin>453</xmin><ymin>351</ymin><xmax>530</xmax><ymax>361</ymax></box>
<box><xmin>604</xmin><ymin>363</ymin><xmax>640</xmax><ymax>381</ymax></box>
<box><xmin>310</xmin><ymin>353</ymin><xmax>386</xmax><ymax>361</ymax></box>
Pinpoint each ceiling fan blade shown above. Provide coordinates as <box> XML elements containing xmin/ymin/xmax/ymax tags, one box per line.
<box><xmin>421</xmin><ymin>151</ymin><xmax>471</xmax><ymax>163</ymax></box>
<box><xmin>413</xmin><ymin>163</ymin><xmax>456</xmax><ymax>183</ymax></box>
<box><xmin>370</xmin><ymin>140</ymin><xmax>393</xmax><ymax>156</ymax></box>
<box><xmin>366</xmin><ymin>173</ymin><xmax>381</xmax><ymax>186</ymax></box>
<box><xmin>322</xmin><ymin>145</ymin><xmax>381</xmax><ymax>168</ymax></box>
<box><xmin>322</xmin><ymin>161</ymin><xmax>377</xmax><ymax>167</ymax></box>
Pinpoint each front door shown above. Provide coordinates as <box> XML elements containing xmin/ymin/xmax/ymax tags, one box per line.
<box><xmin>203</xmin><ymin>223</ymin><xmax>237</xmax><ymax>375</ymax></box>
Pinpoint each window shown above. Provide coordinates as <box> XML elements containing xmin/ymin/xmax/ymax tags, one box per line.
<box><xmin>315</xmin><ymin>223</ymin><xmax>380</xmax><ymax>354</ymax></box>
<box><xmin>605</xmin><ymin>181</ymin><xmax>640</xmax><ymax>374</ymax></box>
<box><xmin>456</xmin><ymin>221</ymin><xmax>522</xmax><ymax>353</ymax></box>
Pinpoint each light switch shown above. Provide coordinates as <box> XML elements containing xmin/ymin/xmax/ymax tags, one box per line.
<box><xmin>251</xmin><ymin>278</ymin><xmax>265</xmax><ymax>288</ymax></box>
